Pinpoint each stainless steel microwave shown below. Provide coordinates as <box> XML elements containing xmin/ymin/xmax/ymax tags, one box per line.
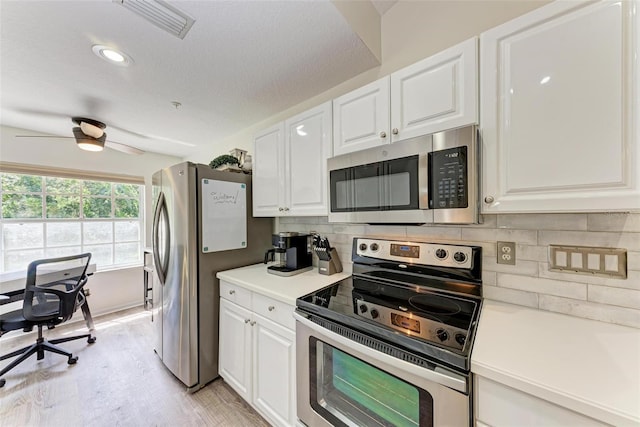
<box><xmin>328</xmin><ymin>125</ymin><xmax>479</xmax><ymax>224</ymax></box>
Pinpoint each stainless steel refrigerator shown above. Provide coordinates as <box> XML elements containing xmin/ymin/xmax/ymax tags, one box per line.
<box><xmin>151</xmin><ymin>162</ymin><xmax>271</xmax><ymax>391</ymax></box>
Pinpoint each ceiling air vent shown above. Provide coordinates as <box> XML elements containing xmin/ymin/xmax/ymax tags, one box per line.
<box><xmin>113</xmin><ymin>0</ymin><xmax>196</xmax><ymax>40</ymax></box>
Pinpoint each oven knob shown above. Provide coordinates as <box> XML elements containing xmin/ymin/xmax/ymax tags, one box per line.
<box><xmin>370</xmin><ymin>243</ymin><xmax>379</xmax><ymax>252</ymax></box>
<box><xmin>370</xmin><ymin>309</ymin><xmax>379</xmax><ymax>319</ymax></box>
<box><xmin>359</xmin><ymin>243</ymin><xmax>368</xmax><ymax>251</ymax></box>
<box><xmin>435</xmin><ymin>249</ymin><xmax>448</xmax><ymax>259</ymax></box>
<box><xmin>455</xmin><ymin>333</ymin><xmax>466</xmax><ymax>346</ymax></box>
<box><xmin>359</xmin><ymin>304</ymin><xmax>368</xmax><ymax>313</ymax></box>
<box><xmin>453</xmin><ymin>252</ymin><xmax>467</xmax><ymax>263</ymax></box>
<box><xmin>435</xmin><ymin>328</ymin><xmax>449</xmax><ymax>342</ymax></box>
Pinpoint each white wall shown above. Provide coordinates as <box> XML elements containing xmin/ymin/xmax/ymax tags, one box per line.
<box><xmin>0</xmin><ymin>125</ymin><xmax>181</xmax><ymax>313</ymax></box>
<box><xmin>184</xmin><ymin>0</ymin><xmax>550</xmax><ymax>164</ymax></box>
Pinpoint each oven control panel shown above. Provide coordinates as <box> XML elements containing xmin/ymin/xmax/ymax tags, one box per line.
<box><xmin>355</xmin><ymin>238</ymin><xmax>473</xmax><ymax>269</ymax></box>
<box><xmin>355</xmin><ymin>299</ymin><xmax>467</xmax><ymax>351</ymax></box>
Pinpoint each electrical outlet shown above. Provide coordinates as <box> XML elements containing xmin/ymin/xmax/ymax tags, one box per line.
<box><xmin>497</xmin><ymin>241</ymin><xmax>516</xmax><ymax>265</ymax></box>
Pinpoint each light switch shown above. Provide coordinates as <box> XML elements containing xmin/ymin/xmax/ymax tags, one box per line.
<box><xmin>570</xmin><ymin>252</ymin><xmax>583</xmax><ymax>269</ymax></box>
<box><xmin>605</xmin><ymin>254</ymin><xmax>618</xmax><ymax>272</ymax></box>
<box><xmin>549</xmin><ymin>245</ymin><xmax>627</xmax><ymax>279</ymax></box>
<box><xmin>555</xmin><ymin>251</ymin><xmax>567</xmax><ymax>267</ymax></box>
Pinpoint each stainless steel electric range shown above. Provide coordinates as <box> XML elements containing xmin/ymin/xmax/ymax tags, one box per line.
<box><xmin>294</xmin><ymin>237</ymin><xmax>483</xmax><ymax>427</ymax></box>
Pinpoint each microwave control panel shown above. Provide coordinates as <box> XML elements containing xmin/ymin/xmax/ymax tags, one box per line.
<box><xmin>429</xmin><ymin>146</ymin><xmax>468</xmax><ymax>209</ymax></box>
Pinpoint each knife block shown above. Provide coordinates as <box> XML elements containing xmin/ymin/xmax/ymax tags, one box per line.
<box><xmin>318</xmin><ymin>248</ymin><xmax>343</xmax><ymax>275</ymax></box>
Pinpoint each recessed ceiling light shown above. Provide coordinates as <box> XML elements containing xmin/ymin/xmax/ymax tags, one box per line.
<box><xmin>92</xmin><ymin>45</ymin><xmax>133</xmax><ymax>67</ymax></box>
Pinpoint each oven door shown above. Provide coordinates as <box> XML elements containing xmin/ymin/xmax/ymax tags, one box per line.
<box><xmin>295</xmin><ymin>313</ymin><xmax>471</xmax><ymax>427</ymax></box>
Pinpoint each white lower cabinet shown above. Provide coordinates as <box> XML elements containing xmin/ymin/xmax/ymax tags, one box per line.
<box><xmin>219</xmin><ymin>282</ymin><xmax>296</xmax><ymax>427</ymax></box>
<box><xmin>474</xmin><ymin>376</ymin><xmax>608</xmax><ymax>427</ymax></box>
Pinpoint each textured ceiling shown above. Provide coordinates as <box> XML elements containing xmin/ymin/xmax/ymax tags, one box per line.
<box><xmin>0</xmin><ymin>1</ymin><xmax>382</xmax><ymax>157</ymax></box>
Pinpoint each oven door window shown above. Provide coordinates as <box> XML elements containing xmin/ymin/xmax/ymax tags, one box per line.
<box><xmin>330</xmin><ymin>155</ymin><xmax>420</xmax><ymax>212</ymax></box>
<box><xmin>310</xmin><ymin>338</ymin><xmax>433</xmax><ymax>427</ymax></box>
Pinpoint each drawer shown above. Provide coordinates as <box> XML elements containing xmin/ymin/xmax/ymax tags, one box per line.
<box><xmin>219</xmin><ymin>280</ymin><xmax>251</xmax><ymax>309</ymax></box>
<box><xmin>252</xmin><ymin>292</ymin><xmax>295</xmax><ymax>330</ymax></box>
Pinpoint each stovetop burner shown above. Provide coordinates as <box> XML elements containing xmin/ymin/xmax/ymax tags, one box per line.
<box><xmin>296</xmin><ymin>237</ymin><xmax>483</xmax><ymax>372</ymax></box>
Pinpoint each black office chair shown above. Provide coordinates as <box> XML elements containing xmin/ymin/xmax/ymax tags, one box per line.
<box><xmin>0</xmin><ymin>253</ymin><xmax>96</xmax><ymax>388</ymax></box>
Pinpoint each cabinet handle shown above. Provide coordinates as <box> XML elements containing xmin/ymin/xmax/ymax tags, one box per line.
<box><xmin>284</xmin><ymin>207</ymin><xmax>289</xmax><ymax>212</ymax></box>
<box><xmin>250</xmin><ymin>321</ymin><xmax>256</xmax><ymax>326</ymax></box>
<box><xmin>379</xmin><ymin>131</ymin><xmax>386</xmax><ymax>138</ymax></box>
<box><xmin>278</xmin><ymin>207</ymin><xmax>284</xmax><ymax>212</ymax></box>
<box><xmin>392</xmin><ymin>128</ymin><xmax>399</xmax><ymax>135</ymax></box>
<box><xmin>268</xmin><ymin>305</ymin><xmax>275</xmax><ymax>312</ymax></box>
<box><xmin>244</xmin><ymin>319</ymin><xmax>250</xmax><ymax>324</ymax></box>
<box><xmin>229</xmin><ymin>290</ymin><xmax>235</xmax><ymax>295</ymax></box>
<box><xmin>484</xmin><ymin>196</ymin><xmax>495</xmax><ymax>204</ymax></box>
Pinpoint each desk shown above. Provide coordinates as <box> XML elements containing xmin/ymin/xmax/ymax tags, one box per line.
<box><xmin>0</xmin><ymin>264</ymin><xmax>97</xmax><ymax>332</ymax></box>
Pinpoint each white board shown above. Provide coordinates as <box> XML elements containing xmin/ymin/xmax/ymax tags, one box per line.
<box><xmin>201</xmin><ymin>179</ymin><xmax>247</xmax><ymax>253</ymax></box>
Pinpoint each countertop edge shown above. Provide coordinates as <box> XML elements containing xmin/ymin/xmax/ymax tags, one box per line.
<box><xmin>216</xmin><ymin>271</ymin><xmax>295</xmax><ymax>305</ymax></box>
<box><xmin>471</xmin><ymin>360</ymin><xmax>639</xmax><ymax>427</ymax></box>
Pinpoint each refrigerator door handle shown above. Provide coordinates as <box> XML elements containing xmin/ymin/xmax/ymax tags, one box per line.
<box><xmin>152</xmin><ymin>192</ymin><xmax>169</xmax><ymax>285</ymax></box>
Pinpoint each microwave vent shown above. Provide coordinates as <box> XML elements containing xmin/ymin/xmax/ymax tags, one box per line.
<box><xmin>113</xmin><ymin>0</ymin><xmax>196</xmax><ymax>40</ymax></box>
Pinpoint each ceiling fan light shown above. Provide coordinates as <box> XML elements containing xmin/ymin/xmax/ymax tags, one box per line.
<box><xmin>73</xmin><ymin>127</ymin><xmax>105</xmax><ymax>152</ymax></box>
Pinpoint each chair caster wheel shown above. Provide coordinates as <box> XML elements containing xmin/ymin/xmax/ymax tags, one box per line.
<box><xmin>68</xmin><ymin>356</ymin><xmax>78</xmax><ymax>364</ymax></box>
<box><xmin>88</xmin><ymin>336</ymin><xmax>96</xmax><ymax>344</ymax></box>
<box><xmin>0</xmin><ymin>378</ymin><xmax>5</xmax><ymax>388</ymax></box>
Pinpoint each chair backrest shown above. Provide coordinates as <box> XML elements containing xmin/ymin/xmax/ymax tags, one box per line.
<box><xmin>23</xmin><ymin>253</ymin><xmax>92</xmax><ymax>324</ymax></box>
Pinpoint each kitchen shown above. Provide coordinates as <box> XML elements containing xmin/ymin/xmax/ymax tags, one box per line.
<box><xmin>1</xmin><ymin>0</ymin><xmax>639</xmax><ymax>426</ymax></box>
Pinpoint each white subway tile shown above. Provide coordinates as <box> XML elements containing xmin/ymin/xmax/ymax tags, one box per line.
<box><xmin>539</xmin><ymin>263</ymin><xmax>640</xmax><ymax>290</ymax></box>
<box><xmin>364</xmin><ymin>225</ymin><xmax>407</xmax><ymax>238</ymax></box>
<box><xmin>483</xmin><ymin>257</ymin><xmax>538</xmax><ymax>276</ymax></box>
<box><xmin>538</xmin><ymin>230</ymin><xmax>640</xmax><ymax>251</ymax></box>
<box><xmin>587</xmin><ymin>213</ymin><xmax>640</xmax><ymax>232</ymax></box>
<box><xmin>309</xmin><ymin>224</ymin><xmax>334</xmax><ymax>234</ymax></box>
<box><xmin>462</xmin><ymin>214</ymin><xmax>497</xmax><ymax>228</ymax></box>
<box><xmin>483</xmin><ymin>285</ymin><xmax>539</xmax><ymax>308</ymax></box>
<box><xmin>461</xmin><ymin>228</ymin><xmax>537</xmax><ymax>245</ymax></box>
<box><xmin>482</xmin><ymin>271</ymin><xmax>497</xmax><ymax>286</ymax></box>
<box><xmin>518</xmin><ymin>245</ymin><xmax>547</xmax><ymax>262</ymax></box>
<box><xmin>497</xmin><ymin>213</ymin><xmax>587</xmax><ymax>231</ymax></box>
<box><xmin>628</xmin><ymin>252</ymin><xmax>640</xmax><ymax>271</ymax></box>
<box><xmin>588</xmin><ymin>285</ymin><xmax>640</xmax><ymax>310</ymax></box>
<box><xmin>295</xmin><ymin>216</ymin><xmax>323</xmax><ymax>224</ymax></box>
<box><xmin>497</xmin><ymin>274</ymin><xmax>587</xmax><ymax>300</ymax></box>
<box><xmin>278</xmin><ymin>217</ymin><xmax>296</xmax><ymax>224</ymax></box>
<box><xmin>332</xmin><ymin>224</ymin><xmax>367</xmax><ymax>236</ymax></box>
<box><xmin>539</xmin><ymin>295</ymin><xmax>640</xmax><ymax>329</ymax></box>
<box><xmin>406</xmin><ymin>226</ymin><xmax>461</xmax><ymax>241</ymax></box>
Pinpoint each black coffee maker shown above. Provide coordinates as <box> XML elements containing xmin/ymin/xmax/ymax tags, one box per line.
<box><xmin>264</xmin><ymin>232</ymin><xmax>313</xmax><ymax>276</ymax></box>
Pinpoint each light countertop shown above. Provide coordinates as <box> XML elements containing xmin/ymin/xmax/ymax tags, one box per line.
<box><xmin>471</xmin><ymin>300</ymin><xmax>640</xmax><ymax>426</ymax></box>
<box><xmin>216</xmin><ymin>263</ymin><xmax>351</xmax><ymax>306</ymax></box>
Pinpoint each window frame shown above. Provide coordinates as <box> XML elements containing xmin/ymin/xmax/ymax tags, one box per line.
<box><xmin>0</xmin><ymin>168</ymin><xmax>145</xmax><ymax>273</ymax></box>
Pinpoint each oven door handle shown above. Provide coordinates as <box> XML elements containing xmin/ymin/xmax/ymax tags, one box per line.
<box><xmin>294</xmin><ymin>312</ymin><xmax>468</xmax><ymax>394</ymax></box>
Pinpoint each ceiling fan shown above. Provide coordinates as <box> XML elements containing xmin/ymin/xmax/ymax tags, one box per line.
<box><xmin>16</xmin><ymin>117</ymin><xmax>145</xmax><ymax>155</ymax></box>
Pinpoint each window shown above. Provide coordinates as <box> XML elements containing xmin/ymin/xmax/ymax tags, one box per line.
<box><xmin>0</xmin><ymin>172</ymin><xmax>144</xmax><ymax>273</ymax></box>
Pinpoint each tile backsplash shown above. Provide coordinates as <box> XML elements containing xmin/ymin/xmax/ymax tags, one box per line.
<box><xmin>276</xmin><ymin>213</ymin><xmax>640</xmax><ymax>329</ymax></box>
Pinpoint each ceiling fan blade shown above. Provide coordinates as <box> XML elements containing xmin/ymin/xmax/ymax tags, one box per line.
<box><xmin>105</xmin><ymin>141</ymin><xmax>145</xmax><ymax>155</ymax></box>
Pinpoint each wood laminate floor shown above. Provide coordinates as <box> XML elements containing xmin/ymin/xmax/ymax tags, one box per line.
<box><xmin>0</xmin><ymin>307</ymin><xmax>270</xmax><ymax>427</ymax></box>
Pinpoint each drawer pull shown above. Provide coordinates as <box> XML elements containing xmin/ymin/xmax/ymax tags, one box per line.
<box><xmin>268</xmin><ymin>306</ymin><xmax>275</xmax><ymax>312</ymax></box>
<box><xmin>250</xmin><ymin>321</ymin><xmax>256</xmax><ymax>326</ymax></box>
<box><xmin>244</xmin><ymin>319</ymin><xmax>250</xmax><ymax>324</ymax></box>
<box><xmin>229</xmin><ymin>290</ymin><xmax>235</xmax><ymax>295</ymax></box>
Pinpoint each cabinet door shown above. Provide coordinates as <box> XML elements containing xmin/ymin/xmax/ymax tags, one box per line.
<box><xmin>333</xmin><ymin>77</ymin><xmax>390</xmax><ymax>156</ymax></box>
<box><xmin>481</xmin><ymin>0</ymin><xmax>640</xmax><ymax>213</ymax></box>
<box><xmin>219</xmin><ymin>298</ymin><xmax>252</xmax><ymax>402</ymax></box>
<box><xmin>253</xmin><ymin>123</ymin><xmax>286</xmax><ymax>216</ymax></box>
<box><xmin>252</xmin><ymin>314</ymin><xmax>296</xmax><ymax>427</ymax></box>
<box><xmin>390</xmin><ymin>37</ymin><xmax>478</xmax><ymax>142</ymax></box>
<box><xmin>285</xmin><ymin>101</ymin><xmax>332</xmax><ymax>216</ymax></box>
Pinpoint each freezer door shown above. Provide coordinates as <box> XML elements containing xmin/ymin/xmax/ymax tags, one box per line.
<box><xmin>161</xmin><ymin>163</ymin><xmax>199</xmax><ymax>387</ymax></box>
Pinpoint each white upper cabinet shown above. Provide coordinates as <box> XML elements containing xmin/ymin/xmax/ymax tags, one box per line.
<box><xmin>253</xmin><ymin>102</ymin><xmax>332</xmax><ymax>217</ymax></box>
<box><xmin>390</xmin><ymin>37</ymin><xmax>478</xmax><ymax>142</ymax></box>
<box><xmin>283</xmin><ymin>101</ymin><xmax>332</xmax><ymax>216</ymax></box>
<box><xmin>333</xmin><ymin>77</ymin><xmax>391</xmax><ymax>156</ymax></box>
<box><xmin>481</xmin><ymin>0</ymin><xmax>640</xmax><ymax>213</ymax></box>
<box><xmin>253</xmin><ymin>123</ymin><xmax>286</xmax><ymax>217</ymax></box>
<box><xmin>332</xmin><ymin>37</ymin><xmax>478</xmax><ymax>156</ymax></box>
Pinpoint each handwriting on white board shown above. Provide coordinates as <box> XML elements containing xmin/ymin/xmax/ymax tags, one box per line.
<box><xmin>210</xmin><ymin>190</ymin><xmax>239</xmax><ymax>204</ymax></box>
